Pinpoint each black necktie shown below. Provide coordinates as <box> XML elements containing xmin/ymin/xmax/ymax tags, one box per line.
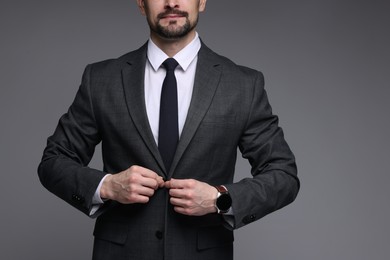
<box><xmin>158</xmin><ymin>58</ymin><xmax>179</xmax><ymax>172</ymax></box>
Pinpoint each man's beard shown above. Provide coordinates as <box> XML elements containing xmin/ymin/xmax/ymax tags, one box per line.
<box><xmin>150</xmin><ymin>10</ymin><xmax>198</xmax><ymax>39</ymax></box>
<box><xmin>155</xmin><ymin>20</ymin><xmax>192</xmax><ymax>39</ymax></box>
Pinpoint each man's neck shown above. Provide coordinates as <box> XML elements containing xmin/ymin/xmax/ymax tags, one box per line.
<box><xmin>150</xmin><ymin>30</ymin><xmax>197</xmax><ymax>57</ymax></box>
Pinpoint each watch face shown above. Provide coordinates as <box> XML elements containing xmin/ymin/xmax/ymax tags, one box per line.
<box><xmin>216</xmin><ymin>193</ymin><xmax>232</xmax><ymax>211</ymax></box>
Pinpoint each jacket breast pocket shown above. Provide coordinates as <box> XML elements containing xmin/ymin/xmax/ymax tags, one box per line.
<box><xmin>197</xmin><ymin>225</ymin><xmax>234</xmax><ymax>251</ymax></box>
<box><xmin>202</xmin><ymin>114</ymin><xmax>237</xmax><ymax>127</ymax></box>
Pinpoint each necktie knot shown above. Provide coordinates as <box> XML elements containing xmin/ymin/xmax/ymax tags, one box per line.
<box><xmin>162</xmin><ymin>58</ymin><xmax>179</xmax><ymax>72</ymax></box>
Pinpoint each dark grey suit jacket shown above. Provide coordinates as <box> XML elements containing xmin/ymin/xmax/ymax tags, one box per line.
<box><xmin>38</xmin><ymin>42</ymin><xmax>299</xmax><ymax>260</ymax></box>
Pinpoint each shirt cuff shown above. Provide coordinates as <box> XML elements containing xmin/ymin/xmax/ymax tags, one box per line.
<box><xmin>222</xmin><ymin>207</ymin><xmax>235</xmax><ymax>228</ymax></box>
<box><xmin>89</xmin><ymin>174</ymin><xmax>110</xmax><ymax>216</ymax></box>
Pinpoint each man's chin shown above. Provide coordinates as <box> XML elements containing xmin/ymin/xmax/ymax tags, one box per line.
<box><xmin>156</xmin><ymin>26</ymin><xmax>192</xmax><ymax>40</ymax></box>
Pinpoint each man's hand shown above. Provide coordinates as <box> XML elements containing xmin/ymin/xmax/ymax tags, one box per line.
<box><xmin>100</xmin><ymin>165</ymin><xmax>164</xmax><ymax>204</ymax></box>
<box><xmin>165</xmin><ymin>178</ymin><xmax>218</xmax><ymax>216</ymax></box>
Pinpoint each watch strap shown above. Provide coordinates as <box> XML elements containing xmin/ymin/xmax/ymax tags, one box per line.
<box><xmin>215</xmin><ymin>185</ymin><xmax>228</xmax><ymax>194</ymax></box>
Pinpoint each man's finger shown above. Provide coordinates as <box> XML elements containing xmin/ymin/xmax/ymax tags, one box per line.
<box><xmin>170</xmin><ymin>197</ymin><xmax>187</xmax><ymax>207</ymax></box>
<box><xmin>165</xmin><ymin>178</ymin><xmax>190</xmax><ymax>189</ymax></box>
<box><xmin>157</xmin><ymin>176</ymin><xmax>165</xmax><ymax>188</ymax></box>
<box><xmin>169</xmin><ymin>188</ymin><xmax>188</xmax><ymax>198</ymax></box>
<box><xmin>137</xmin><ymin>177</ymin><xmax>159</xmax><ymax>189</ymax></box>
<box><xmin>136</xmin><ymin>185</ymin><xmax>156</xmax><ymax>197</ymax></box>
<box><xmin>130</xmin><ymin>194</ymin><xmax>150</xmax><ymax>204</ymax></box>
<box><xmin>131</xmin><ymin>165</ymin><xmax>159</xmax><ymax>179</ymax></box>
<box><xmin>128</xmin><ymin>165</ymin><xmax>163</xmax><ymax>189</ymax></box>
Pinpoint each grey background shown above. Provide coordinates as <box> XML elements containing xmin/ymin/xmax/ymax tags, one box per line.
<box><xmin>1</xmin><ymin>0</ymin><xmax>389</xmax><ymax>259</ymax></box>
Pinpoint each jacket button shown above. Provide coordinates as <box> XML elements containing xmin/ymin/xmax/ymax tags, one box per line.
<box><xmin>155</xmin><ymin>231</ymin><xmax>163</xmax><ymax>240</ymax></box>
<box><xmin>242</xmin><ymin>214</ymin><xmax>257</xmax><ymax>224</ymax></box>
<box><xmin>72</xmin><ymin>194</ymin><xmax>85</xmax><ymax>204</ymax></box>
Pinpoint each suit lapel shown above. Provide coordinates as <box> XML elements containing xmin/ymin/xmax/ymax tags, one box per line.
<box><xmin>120</xmin><ymin>43</ymin><xmax>223</xmax><ymax>178</ymax></box>
<box><xmin>121</xmin><ymin>44</ymin><xmax>166</xmax><ymax>175</ymax></box>
<box><xmin>169</xmin><ymin>45</ymin><xmax>223</xmax><ymax>177</ymax></box>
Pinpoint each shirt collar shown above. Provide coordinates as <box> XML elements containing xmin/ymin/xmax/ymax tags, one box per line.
<box><xmin>147</xmin><ymin>32</ymin><xmax>201</xmax><ymax>72</ymax></box>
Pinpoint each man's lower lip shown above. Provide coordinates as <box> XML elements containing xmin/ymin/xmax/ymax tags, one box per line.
<box><xmin>162</xmin><ymin>15</ymin><xmax>184</xmax><ymax>19</ymax></box>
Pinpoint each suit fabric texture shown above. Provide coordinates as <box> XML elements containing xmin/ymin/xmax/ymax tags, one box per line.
<box><xmin>38</xmin><ymin>42</ymin><xmax>299</xmax><ymax>260</ymax></box>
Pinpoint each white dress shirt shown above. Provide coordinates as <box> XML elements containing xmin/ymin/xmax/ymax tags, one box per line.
<box><xmin>90</xmin><ymin>33</ymin><xmax>201</xmax><ymax>215</ymax></box>
<box><xmin>145</xmin><ymin>33</ymin><xmax>201</xmax><ymax>144</ymax></box>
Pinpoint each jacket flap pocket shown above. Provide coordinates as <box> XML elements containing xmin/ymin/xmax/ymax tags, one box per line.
<box><xmin>93</xmin><ymin>220</ymin><xmax>128</xmax><ymax>245</ymax></box>
<box><xmin>197</xmin><ymin>225</ymin><xmax>234</xmax><ymax>250</ymax></box>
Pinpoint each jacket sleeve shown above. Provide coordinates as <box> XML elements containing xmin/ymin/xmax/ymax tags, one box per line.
<box><xmin>225</xmin><ymin>71</ymin><xmax>300</xmax><ymax>229</ymax></box>
<box><xmin>38</xmin><ymin>65</ymin><xmax>107</xmax><ymax>215</ymax></box>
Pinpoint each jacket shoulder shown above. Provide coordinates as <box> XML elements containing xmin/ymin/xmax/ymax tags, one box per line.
<box><xmin>200</xmin><ymin>44</ymin><xmax>263</xmax><ymax>79</ymax></box>
<box><xmin>86</xmin><ymin>43</ymin><xmax>147</xmax><ymax>73</ymax></box>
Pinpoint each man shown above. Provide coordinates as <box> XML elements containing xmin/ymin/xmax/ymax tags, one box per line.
<box><xmin>38</xmin><ymin>0</ymin><xmax>299</xmax><ymax>259</ymax></box>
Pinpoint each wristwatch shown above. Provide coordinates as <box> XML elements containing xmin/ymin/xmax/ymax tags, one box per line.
<box><xmin>215</xmin><ymin>185</ymin><xmax>232</xmax><ymax>214</ymax></box>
